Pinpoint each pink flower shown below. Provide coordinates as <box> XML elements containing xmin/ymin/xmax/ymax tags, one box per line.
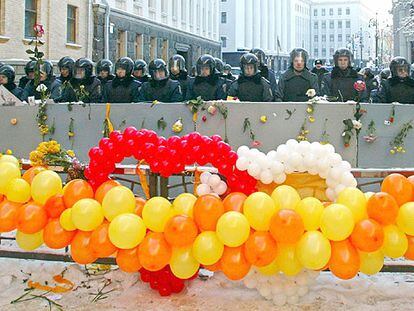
<box><xmin>202</xmin><ymin>115</ymin><xmax>207</xmax><ymax>122</ymax></box>
<box><xmin>33</xmin><ymin>24</ymin><xmax>45</xmax><ymax>37</ymax></box>
<box><xmin>353</xmin><ymin>81</ymin><xmax>366</xmax><ymax>92</ymax></box>
<box><xmin>251</xmin><ymin>140</ymin><xmax>262</xmax><ymax>147</ymax></box>
<box><xmin>207</xmin><ymin>105</ymin><xmax>217</xmax><ymax>115</ymax></box>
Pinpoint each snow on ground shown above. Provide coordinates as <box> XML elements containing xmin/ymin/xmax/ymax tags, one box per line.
<box><xmin>0</xmin><ymin>258</ymin><xmax>414</xmax><ymax>311</ymax></box>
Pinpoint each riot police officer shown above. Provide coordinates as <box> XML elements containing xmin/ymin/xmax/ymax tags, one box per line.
<box><xmin>374</xmin><ymin>57</ymin><xmax>414</xmax><ymax>104</ymax></box>
<box><xmin>139</xmin><ymin>59</ymin><xmax>183</xmax><ymax>102</ymax></box>
<box><xmin>311</xmin><ymin>59</ymin><xmax>329</xmax><ymax>88</ymax></box>
<box><xmin>96</xmin><ymin>59</ymin><xmax>115</xmax><ymax>88</ymax></box>
<box><xmin>133</xmin><ymin>59</ymin><xmax>150</xmax><ymax>83</ymax></box>
<box><xmin>359</xmin><ymin>67</ymin><xmax>378</xmax><ymax>100</ymax></box>
<box><xmin>18</xmin><ymin>60</ymin><xmax>36</xmax><ymax>89</ymax></box>
<box><xmin>186</xmin><ymin>54</ymin><xmax>227</xmax><ymax>100</ymax></box>
<box><xmin>169</xmin><ymin>54</ymin><xmax>192</xmax><ymax>99</ymax></box>
<box><xmin>228</xmin><ymin>53</ymin><xmax>273</xmax><ymax>102</ymax></box>
<box><xmin>57</xmin><ymin>56</ymin><xmax>75</xmax><ymax>83</ymax></box>
<box><xmin>0</xmin><ymin>65</ymin><xmax>24</xmax><ymax>100</ymax></box>
<box><xmin>223</xmin><ymin>64</ymin><xmax>236</xmax><ymax>81</ymax></box>
<box><xmin>102</xmin><ymin>57</ymin><xmax>141</xmax><ymax>103</ymax></box>
<box><xmin>275</xmin><ymin>48</ymin><xmax>319</xmax><ymax>102</ymax></box>
<box><xmin>250</xmin><ymin>48</ymin><xmax>277</xmax><ymax>95</ymax></box>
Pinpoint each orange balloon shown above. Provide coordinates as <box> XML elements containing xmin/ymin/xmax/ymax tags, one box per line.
<box><xmin>22</xmin><ymin>166</ymin><xmax>46</xmax><ymax>184</ymax></box>
<box><xmin>203</xmin><ymin>261</ymin><xmax>221</xmax><ymax>272</ymax></box>
<box><xmin>367</xmin><ymin>192</ymin><xmax>399</xmax><ymax>225</ymax></box>
<box><xmin>405</xmin><ymin>235</ymin><xmax>414</xmax><ymax>260</ymax></box>
<box><xmin>90</xmin><ymin>222</ymin><xmax>117</xmax><ymax>258</ymax></box>
<box><xmin>116</xmin><ymin>247</ymin><xmax>142</xmax><ymax>273</ymax></box>
<box><xmin>329</xmin><ymin>239</ymin><xmax>360</xmax><ymax>280</ymax></box>
<box><xmin>193</xmin><ymin>194</ymin><xmax>224</xmax><ymax>231</ymax></box>
<box><xmin>44</xmin><ymin>194</ymin><xmax>67</xmax><ymax>218</ymax></box>
<box><xmin>0</xmin><ymin>200</ymin><xmax>21</xmax><ymax>232</ymax></box>
<box><xmin>43</xmin><ymin>218</ymin><xmax>76</xmax><ymax>249</ymax></box>
<box><xmin>70</xmin><ymin>231</ymin><xmax>97</xmax><ymax>264</ymax></box>
<box><xmin>220</xmin><ymin>246</ymin><xmax>251</xmax><ymax>280</ymax></box>
<box><xmin>164</xmin><ymin>215</ymin><xmax>198</xmax><ymax>247</ymax></box>
<box><xmin>269</xmin><ymin>209</ymin><xmax>305</xmax><ymax>244</ymax></box>
<box><xmin>244</xmin><ymin>231</ymin><xmax>278</xmax><ymax>267</ymax></box>
<box><xmin>350</xmin><ymin>219</ymin><xmax>384</xmax><ymax>252</ymax></box>
<box><xmin>17</xmin><ymin>201</ymin><xmax>48</xmax><ymax>234</ymax></box>
<box><xmin>381</xmin><ymin>173</ymin><xmax>413</xmax><ymax>206</ymax></box>
<box><xmin>138</xmin><ymin>232</ymin><xmax>172</xmax><ymax>271</ymax></box>
<box><xmin>63</xmin><ymin>179</ymin><xmax>94</xmax><ymax>208</ymax></box>
<box><xmin>94</xmin><ymin>180</ymin><xmax>121</xmax><ymax>204</ymax></box>
<box><xmin>223</xmin><ymin>192</ymin><xmax>247</xmax><ymax>213</ymax></box>
<box><xmin>134</xmin><ymin>197</ymin><xmax>146</xmax><ymax>217</ymax></box>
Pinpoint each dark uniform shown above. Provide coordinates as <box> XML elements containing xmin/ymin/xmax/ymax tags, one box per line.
<box><xmin>224</xmin><ymin>64</ymin><xmax>236</xmax><ymax>81</ymax></box>
<box><xmin>228</xmin><ymin>53</ymin><xmax>273</xmax><ymax>102</ymax></box>
<box><xmin>275</xmin><ymin>48</ymin><xmax>319</xmax><ymax>102</ymax></box>
<box><xmin>57</xmin><ymin>56</ymin><xmax>75</xmax><ymax>83</ymax></box>
<box><xmin>250</xmin><ymin>48</ymin><xmax>277</xmax><ymax>96</ymax></box>
<box><xmin>58</xmin><ymin>58</ymin><xmax>101</xmax><ymax>103</ymax></box>
<box><xmin>215</xmin><ymin>57</ymin><xmax>233</xmax><ymax>92</ymax></box>
<box><xmin>18</xmin><ymin>61</ymin><xmax>36</xmax><ymax>89</ymax></box>
<box><xmin>186</xmin><ymin>54</ymin><xmax>227</xmax><ymax>101</ymax></box>
<box><xmin>22</xmin><ymin>61</ymin><xmax>61</xmax><ymax>101</ymax></box>
<box><xmin>96</xmin><ymin>59</ymin><xmax>115</xmax><ymax>89</ymax></box>
<box><xmin>139</xmin><ymin>59</ymin><xmax>183</xmax><ymax>103</ymax></box>
<box><xmin>133</xmin><ymin>59</ymin><xmax>150</xmax><ymax>84</ymax></box>
<box><xmin>311</xmin><ymin>59</ymin><xmax>329</xmax><ymax>88</ymax></box>
<box><xmin>321</xmin><ymin>48</ymin><xmax>366</xmax><ymax>102</ymax></box>
<box><xmin>374</xmin><ymin>57</ymin><xmax>414</xmax><ymax>104</ymax></box>
<box><xmin>169</xmin><ymin>54</ymin><xmax>192</xmax><ymax>99</ymax></box>
<box><xmin>359</xmin><ymin>67</ymin><xmax>378</xmax><ymax>101</ymax></box>
<box><xmin>0</xmin><ymin>65</ymin><xmax>24</xmax><ymax>100</ymax></box>
<box><xmin>102</xmin><ymin>57</ymin><xmax>141</xmax><ymax>103</ymax></box>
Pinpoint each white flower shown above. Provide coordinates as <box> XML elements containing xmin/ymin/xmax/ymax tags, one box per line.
<box><xmin>352</xmin><ymin>120</ymin><xmax>362</xmax><ymax>130</ymax></box>
<box><xmin>306</xmin><ymin>89</ymin><xmax>316</xmax><ymax>98</ymax></box>
<box><xmin>36</xmin><ymin>84</ymin><xmax>48</xmax><ymax>92</ymax></box>
<box><xmin>207</xmin><ymin>105</ymin><xmax>217</xmax><ymax>115</ymax></box>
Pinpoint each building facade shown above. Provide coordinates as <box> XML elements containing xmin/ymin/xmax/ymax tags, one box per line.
<box><xmin>392</xmin><ymin>0</ymin><xmax>414</xmax><ymax>63</ymax></box>
<box><xmin>310</xmin><ymin>0</ymin><xmax>376</xmax><ymax>66</ymax></box>
<box><xmin>0</xmin><ymin>0</ymin><xmax>92</xmax><ymax>74</ymax></box>
<box><xmin>92</xmin><ymin>0</ymin><xmax>221</xmax><ymax>71</ymax></box>
<box><xmin>219</xmin><ymin>0</ymin><xmax>311</xmax><ymax>71</ymax></box>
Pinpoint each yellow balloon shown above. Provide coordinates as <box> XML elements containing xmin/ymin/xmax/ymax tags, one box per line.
<box><xmin>192</xmin><ymin>231</ymin><xmax>224</xmax><ymax>265</ymax></box>
<box><xmin>257</xmin><ymin>259</ymin><xmax>279</xmax><ymax>276</ymax></box>
<box><xmin>170</xmin><ymin>247</ymin><xmax>200</xmax><ymax>279</ymax></box>
<box><xmin>0</xmin><ymin>155</ymin><xmax>19</xmax><ymax>167</ymax></box>
<box><xmin>295</xmin><ymin>197</ymin><xmax>324</xmax><ymax>231</ymax></box>
<box><xmin>382</xmin><ymin>225</ymin><xmax>408</xmax><ymax>258</ymax></box>
<box><xmin>359</xmin><ymin>250</ymin><xmax>384</xmax><ymax>275</ymax></box>
<box><xmin>16</xmin><ymin>230</ymin><xmax>43</xmax><ymax>250</ymax></box>
<box><xmin>172</xmin><ymin>193</ymin><xmax>197</xmax><ymax>218</ymax></box>
<box><xmin>271</xmin><ymin>185</ymin><xmax>301</xmax><ymax>210</ymax></box>
<box><xmin>142</xmin><ymin>196</ymin><xmax>172</xmax><ymax>232</ymax></box>
<box><xmin>296</xmin><ymin>231</ymin><xmax>331</xmax><ymax>270</ymax></box>
<box><xmin>275</xmin><ymin>243</ymin><xmax>303</xmax><ymax>276</ymax></box>
<box><xmin>71</xmin><ymin>199</ymin><xmax>104</xmax><ymax>231</ymax></box>
<box><xmin>0</xmin><ymin>162</ymin><xmax>21</xmax><ymax>194</ymax></box>
<box><xmin>6</xmin><ymin>178</ymin><xmax>31</xmax><ymax>203</ymax></box>
<box><xmin>60</xmin><ymin>208</ymin><xmax>76</xmax><ymax>231</ymax></box>
<box><xmin>216</xmin><ymin>211</ymin><xmax>250</xmax><ymax>247</ymax></box>
<box><xmin>243</xmin><ymin>192</ymin><xmax>277</xmax><ymax>231</ymax></box>
<box><xmin>108</xmin><ymin>213</ymin><xmax>146</xmax><ymax>249</ymax></box>
<box><xmin>397</xmin><ymin>202</ymin><xmax>414</xmax><ymax>236</ymax></box>
<box><xmin>320</xmin><ymin>203</ymin><xmax>354</xmax><ymax>241</ymax></box>
<box><xmin>102</xmin><ymin>186</ymin><xmax>135</xmax><ymax>221</ymax></box>
<box><xmin>31</xmin><ymin>170</ymin><xmax>62</xmax><ymax>205</ymax></box>
<box><xmin>336</xmin><ymin>187</ymin><xmax>367</xmax><ymax>222</ymax></box>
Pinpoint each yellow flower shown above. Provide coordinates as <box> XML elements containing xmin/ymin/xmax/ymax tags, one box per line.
<box><xmin>10</xmin><ymin>118</ymin><xmax>17</xmax><ymax>125</ymax></box>
<box><xmin>172</xmin><ymin>119</ymin><xmax>183</xmax><ymax>133</ymax></box>
<box><xmin>67</xmin><ymin>150</ymin><xmax>75</xmax><ymax>158</ymax></box>
<box><xmin>260</xmin><ymin>115</ymin><xmax>267</xmax><ymax>123</ymax></box>
<box><xmin>29</xmin><ymin>150</ymin><xmax>45</xmax><ymax>165</ymax></box>
<box><xmin>390</xmin><ymin>149</ymin><xmax>396</xmax><ymax>155</ymax></box>
<box><xmin>308</xmin><ymin>116</ymin><xmax>315</xmax><ymax>123</ymax></box>
<box><xmin>397</xmin><ymin>146</ymin><xmax>403</xmax><ymax>152</ymax></box>
<box><xmin>306</xmin><ymin>107</ymin><xmax>313</xmax><ymax>114</ymax></box>
<box><xmin>304</xmin><ymin>130</ymin><xmax>310</xmax><ymax>134</ymax></box>
<box><xmin>6</xmin><ymin>149</ymin><xmax>12</xmax><ymax>155</ymax></box>
<box><xmin>152</xmin><ymin>100</ymin><xmax>159</xmax><ymax>105</ymax></box>
<box><xmin>68</xmin><ymin>132</ymin><xmax>75</xmax><ymax>137</ymax></box>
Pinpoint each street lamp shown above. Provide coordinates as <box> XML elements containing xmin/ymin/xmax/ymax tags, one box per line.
<box><xmin>369</xmin><ymin>12</ymin><xmax>379</xmax><ymax>68</ymax></box>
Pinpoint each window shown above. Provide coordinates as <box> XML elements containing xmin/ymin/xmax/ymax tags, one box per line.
<box><xmin>322</xmin><ymin>21</ymin><xmax>326</xmax><ymax>29</ymax></box>
<box><xmin>314</xmin><ymin>9</ymin><xmax>317</xmax><ymax>16</ymax></box>
<box><xmin>321</xmin><ymin>9</ymin><xmax>325</xmax><ymax>16</ymax></box>
<box><xmin>116</xmin><ymin>0</ymin><xmax>126</xmax><ymax>10</ymax></box>
<box><xmin>150</xmin><ymin>36</ymin><xmax>157</xmax><ymax>60</ymax></box>
<box><xmin>314</xmin><ymin>35</ymin><xmax>318</xmax><ymax>42</ymax></box>
<box><xmin>322</xmin><ymin>48</ymin><xmax>326</xmax><ymax>55</ymax></box>
<box><xmin>221</xmin><ymin>36</ymin><xmax>227</xmax><ymax>48</ymax></box>
<box><xmin>25</xmin><ymin>0</ymin><xmax>37</xmax><ymax>38</ymax></box>
<box><xmin>338</xmin><ymin>21</ymin><xmax>342</xmax><ymax>29</ymax></box>
<box><xmin>338</xmin><ymin>34</ymin><xmax>342</xmax><ymax>41</ymax></box>
<box><xmin>322</xmin><ymin>34</ymin><xmax>326</xmax><ymax>42</ymax></box>
<box><xmin>67</xmin><ymin>5</ymin><xmax>77</xmax><ymax>43</ymax></box>
<box><xmin>330</xmin><ymin>34</ymin><xmax>334</xmax><ymax>42</ymax></box>
<box><xmin>161</xmin><ymin>39</ymin><xmax>168</xmax><ymax>61</ymax></box>
<box><xmin>135</xmin><ymin>34</ymin><xmax>143</xmax><ymax>59</ymax></box>
<box><xmin>329</xmin><ymin>21</ymin><xmax>334</xmax><ymax>29</ymax></box>
<box><xmin>221</xmin><ymin>12</ymin><xmax>227</xmax><ymax>23</ymax></box>
<box><xmin>314</xmin><ymin>21</ymin><xmax>318</xmax><ymax>29</ymax></box>
<box><xmin>346</xmin><ymin>34</ymin><xmax>351</xmax><ymax>42</ymax></box>
<box><xmin>346</xmin><ymin>20</ymin><xmax>350</xmax><ymax>28</ymax></box>
<box><xmin>338</xmin><ymin>8</ymin><xmax>342</xmax><ymax>15</ymax></box>
<box><xmin>346</xmin><ymin>7</ymin><xmax>350</xmax><ymax>15</ymax></box>
<box><xmin>329</xmin><ymin>8</ymin><xmax>333</xmax><ymax>15</ymax></box>
<box><xmin>116</xmin><ymin>30</ymin><xmax>127</xmax><ymax>58</ymax></box>
<box><xmin>330</xmin><ymin>47</ymin><xmax>335</xmax><ymax>55</ymax></box>
<box><xmin>314</xmin><ymin>48</ymin><xmax>318</xmax><ymax>56</ymax></box>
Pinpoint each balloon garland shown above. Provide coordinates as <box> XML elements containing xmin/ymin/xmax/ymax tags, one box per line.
<box><xmin>1</xmin><ymin>129</ymin><xmax>414</xmax><ymax>302</ymax></box>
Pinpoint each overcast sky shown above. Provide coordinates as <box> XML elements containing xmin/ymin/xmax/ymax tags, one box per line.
<box><xmin>363</xmin><ymin>0</ymin><xmax>392</xmax><ymax>20</ymax></box>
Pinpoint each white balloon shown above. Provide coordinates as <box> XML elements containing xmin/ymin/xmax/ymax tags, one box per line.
<box><xmin>317</xmin><ymin>157</ymin><xmax>330</xmax><ymax>171</ymax></box>
<box><xmin>208</xmin><ymin>174</ymin><xmax>221</xmax><ymax>187</ymax></box>
<box><xmin>260</xmin><ymin>170</ymin><xmax>274</xmax><ymax>185</ymax></box>
<box><xmin>287</xmin><ymin>295</ymin><xmax>299</xmax><ymax>304</ymax></box>
<box><xmin>335</xmin><ymin>184</ymin><xmax>346</xmax><ymax>195</ymax></box>
<box><xmin>284</xmin><ymin>165</ymin><xmax>295</xmax><ymax>175</ymax></box>
<box><xmin>296</xmin><ymin>164</ymin><xmax>307</xmax><ymax>173</ymax></box>
<box><xmin>271</xmin><ymin>284</ymin><xmax>283</xmax><ymax>295</ymax></box>
<box><xmin>297</xmin><ymin>141</ymin><xmax>311</xmax><ymax>155</ymax></box>
<box><xmin>237</xmin><ymin>145</ymin><xmax>250</xmax><ymax>157</ymax></box>
<box><xmin>319</xmin><ymin>168</ymin><xmax>329</xmax><ymax>179</ymax></box>
<box><xmin>243</xmin><ymin>278</ymin><xmax>257</xmax><ymax>289</ymax></box>
<box><xmin>275</xmin><ymin>145</ymin><xmax>289</xmax><ymax>162</ymax></box>
<box><xmin>273</xmin><ymin>294</ymin><xmax>287</xmax><ymax>306</ymax></box>
<box><xmin>328</xmin><ymin>153</ymin><xmax>342</xmax><ymax>166</ymax></box>
<box><xmin>326</xmin><ymin>177</ymin><xmax>339</xmax><ymax>189</ymax></box>
<box><xmin>273</xmin><ymin>173</ymin><xmax>287</xmax><ymax>184</ymax></box>
<box><xmin>326</xmin><ymin>188</ymin><xmax>336</xmax><ymax>201</ymax></box>
<box><xmin>297</xmin><ymin>286</ymin><xmax>309</xmax><ymax>297</ymax></box>
<box><xmin>196</xmin><ymin>184</ymin><xmax>211</xmax><ymax>196</ymax></box>
<box><xmin>286</xmin><ymin>139</ymin><xmax>299</xmax><ymax>148</ymax></box>
<box><xmin>258</xmin><ymin>284</ymin><xmax>272</xmax><ymax>298</ymax></box>
<box><xmin>267</xmin><ymin>150</ymin><xmax>277</xmax><ymax>159</ymax></box>
<box><xmin>247</xmin><ymin>162</ymin><xmax>261</xmax><ymax>178</ymax></box>
<box><xmin>308</xmin><ymin>168</ymin><xmax>318</xmax><ymax>175</ymax></box>
<box><xmin>296</xmin><ymin>273</ymin><xmax>309</xmax><ymax>286</ymax></box>
<box><xmin>303</xmin><ymin>154</ymin><xmax>316</xmax><ymax>168</ymax></box>
<box><xmin>236</xmin><ymin>156</ymin><xmax>250</xmax><ymax>171</ymax></box>
<box><xmin>341</xmin><ymin>172</ymin><xmax>355</xmax><ymax>186</ymax></box>
<box><xmin>284</xmin><ymin>284</ymin><xmax>297</xmax><ymax>297</ymax></box>
<box><xmin>257</xmin><ymin>154</ymin><xmax>270</xmax><ymax>170</ymax></box>
<box><xmin>339</xmin><ymin>160</ymin><xmax>352</xmax><ymax>171</ymax></box>
<box><xmin>270</xmin><ymin>161</ymin><xmax>284</xmax><ymax>175</ymax></box>
<box><xmin>323</xmin><ymin>144</ymin><xmax>335</xmax><ymax>154</ymax></box>
<box><xmin>200</xmin><ymin>172</ymin><xmax>212</xmax><ymax>184</ymax></box>
<box><xmin>213</xmin><ymin>181</ymin><xmax>228</xmax><ymax>195</ymax></box>
<box><xmin>328</xmin><ymin>167</ymin><xmax>343</xmax><ymax>181</ymax></box>
<box><xmin>289</xmin><ymin>152</ymin><xmax>302</xmax><ymax>167</ymax></box>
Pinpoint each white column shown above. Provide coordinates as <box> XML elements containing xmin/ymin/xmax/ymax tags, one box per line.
<box><xmin>276</xmin><ymin>0</ymin><xmax>282</xmax><ymax>53</ymax></box>
<box><xmin>261</xmin><ymin>0</ymin><xmax>268</xmax><ymax>50</ymax></box>
<box><xmin>268</xmin><ymin>0</ymin><xmax>275</xmax><ymax>52</ymax></box>
<box><xmin>245</xmin><ymin>0</ymin><xmax>253</xmax><ymax>48</ymax></box>
<box><xmin>253</xmin><ymin>0</ymin><xmax>261</xmax><ymax>47</ymax></box>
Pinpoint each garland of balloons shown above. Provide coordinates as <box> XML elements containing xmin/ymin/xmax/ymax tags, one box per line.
<box><xmin>1</xmin><ymin>128</ymin><xmax>414</xmax><ymax>301</ymax></box>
